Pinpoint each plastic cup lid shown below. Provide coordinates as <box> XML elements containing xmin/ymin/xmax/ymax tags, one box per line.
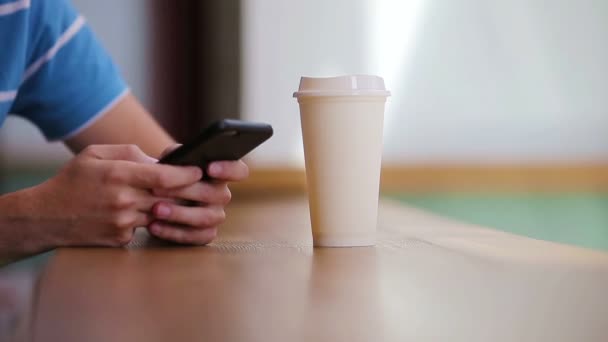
<box><xmin>293</xmin><ymin>75</ymin><xmax>391</xmax><ymax>98</ymax></box>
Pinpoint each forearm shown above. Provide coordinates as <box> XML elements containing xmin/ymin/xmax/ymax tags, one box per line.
<box><xmin>65</xmin><ymin>93</ymin><xmax>176</xmax><ymax>158</ymax></box>
<box><xmin>0</xmin><ymin>186</ymin><xmax>59</xmax><ymax>264</ymax></box>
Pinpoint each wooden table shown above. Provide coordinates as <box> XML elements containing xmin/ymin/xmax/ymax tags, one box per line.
<box><xmin>30</xmin><ymin>197</ymin><xmax>608</xmax><ymax>341</ymax></box>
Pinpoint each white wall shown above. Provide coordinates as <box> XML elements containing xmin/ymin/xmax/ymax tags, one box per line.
<box><xmin>4</xmin><ymin>0</ymin><xmax>607</xmax><ymax>167</ymax></box>
<box><xmin>242</xmin><ymin>0</ymin><xmax>608</xmax><ymax>166</ymax></box>
<box><xmin>0</xmin><ymin>0</ymin><xmax>151</xmax><ymax>166</ymax></box>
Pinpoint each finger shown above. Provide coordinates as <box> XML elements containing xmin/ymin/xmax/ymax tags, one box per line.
<box><xmin>132</xmin><ymin>212</ymin><xmax>154</xmax><ymax>228</ymax></box>
<box><xmin>109</xmin><ymin>162</ymin><xmax>202</xmax><ymax>189</ymax></box>
<box><xmin>83</xmin><ymin>144</ymin><xmax>158</xmax><ymax>164</ymax></box>
<box><xmin>107</xmin><ymin>186</ymin><xmax>179</xmax><ymax>212</ymax></box>
<box><xmin>129</xmin><ymin>189</ymin><xmax>178</xmax><ymax>211</ymax></box>
<box><xmin>207</xmin><ymin>160</ymin><xmax>249</xmax><ymax>181</ymax></box>
<box><xmin>153</xmin><ymin>182</ymin><xmax>231</xmax><ymax>205</ymax></box>
<box><xmin>151</xmin><ymin>202</ymin><xmax>226</xmax><ymax>228</ymax></box>
<box><xmin>109</xmin><ymin>212</ymin><xmax>153</xmax><ymax>237</ymax></box>
<box><xmin>148</xmin><ymin>222</ymin><xmax>217</xmax><ymax>245</ymax></box>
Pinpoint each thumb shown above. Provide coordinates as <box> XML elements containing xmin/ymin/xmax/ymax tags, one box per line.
<box><xmin>82</xmin><ymin>144</ymin><xmax>158</xmax><ymax>164</ymax></box>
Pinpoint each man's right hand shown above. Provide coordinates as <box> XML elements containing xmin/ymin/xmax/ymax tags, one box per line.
<box><xmin>10</xmin><ymin>144</ymin><xmax>202</xmax><ymax>252</ymax></box>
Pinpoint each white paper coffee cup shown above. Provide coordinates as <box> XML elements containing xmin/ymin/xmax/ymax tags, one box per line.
<box><xmin>294</xmin><ymin>75</ymin><xmax>390</xmax><ymax>247</ymax></box>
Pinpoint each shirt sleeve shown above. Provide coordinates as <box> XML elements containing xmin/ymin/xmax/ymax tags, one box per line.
<box><xmin>10</xmin><ymin>0</ymin><xmax>128</xmax><ymax>141</ymax></box>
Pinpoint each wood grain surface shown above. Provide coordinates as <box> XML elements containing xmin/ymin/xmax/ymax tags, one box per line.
<box><xmin>31</xmin><ymin>197</ymin><xmax>608</xmax><ymax>341</ymax></box>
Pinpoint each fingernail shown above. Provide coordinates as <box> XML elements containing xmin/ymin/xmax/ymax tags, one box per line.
<box><xmin>155</xmin><ymin>204</ymin><xmax>171</xmax><ymax>219</ymax></box>
<box><xmin>209</xmin><ymin>163</ymin><xmax>222</xmax><ymax>175</ymax></box>
<box><xmin>192</xmin><ymin>167</ymin><xmax>203</xmax><ymax>179</ymax></box>
<box><xmin>146</xmin><ymin>155</ymin><xmax>159</xmax><ymax>164</ymax></box>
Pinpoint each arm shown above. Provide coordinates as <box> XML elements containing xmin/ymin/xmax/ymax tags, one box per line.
<box><xmin>1</xmin><ymin>96</ymin><xmax>246</xmax><ymax>263</ymax></box>
<box><xmin>64</xmin><ymin>92</ymin><xmax>175</xmax><ymax>158</ymax></box>
<box><xmin>1</xmin><ymin>0</ymin><xmax>247</xmax><ymax>262</ymax></box>
<box><xmin>0</xmin><ymin>145</ymin><xmax>203</xmax><ymax>264</ymax></box>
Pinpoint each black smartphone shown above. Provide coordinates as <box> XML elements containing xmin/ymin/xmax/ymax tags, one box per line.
<box><xmin>159</xmin><ymin>119</ymin><xmax>273</xmax><ymax>173</ymax></box>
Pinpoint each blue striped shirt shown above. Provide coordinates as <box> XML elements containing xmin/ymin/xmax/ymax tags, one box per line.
<box><xmin>0</xmin><ymin>0</ymin><xmax>127</xmax><ymax>140</ymax></box>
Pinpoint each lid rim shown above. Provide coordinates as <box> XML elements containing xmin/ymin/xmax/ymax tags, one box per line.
<box><xmin>293</xmin><ymin>90</ymin><xmax>391</xmax><ymax>98</ymax></box>
<box><xmin>294</xmin><ymin>75</ymin><xmax>390</xmax><ymax>99</ymax></box>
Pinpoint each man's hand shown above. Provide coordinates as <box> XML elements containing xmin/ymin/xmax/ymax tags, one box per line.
<box><xmin>146</xmin><ymin>145</ymin><xmax>249</xmax><ymax>245</ymax></box>
<box><xmin>17</xmin><ymin>145</ymin><xmax>202</xmax><ymax>250</ymax></box>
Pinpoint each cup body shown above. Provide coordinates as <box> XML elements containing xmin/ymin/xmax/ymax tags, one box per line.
<box><xmin>294</xmin><ymin>75</ymin><xmax>389</xmax><ymax>247</ymax></box>
<box><xmin>298</xmin><ymin>96</ymin><xmax>386</xmax><ymax>247</ymax></box>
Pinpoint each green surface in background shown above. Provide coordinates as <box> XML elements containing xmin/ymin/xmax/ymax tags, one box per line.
<box><xmin>393</xmin><ymin>193</ymin><xmax>608</xmax><ymax>252</ymax></box>
<box><xmin>0</xmin><ymin>169</ymin><xmax>57</xmax><ymax>194</ymax></box>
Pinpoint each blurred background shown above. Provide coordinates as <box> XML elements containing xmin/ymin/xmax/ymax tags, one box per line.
<box><xmin>1</xmin><ymin>0</ymin><xmax>608</xmax><ymax>250</ymax></box>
